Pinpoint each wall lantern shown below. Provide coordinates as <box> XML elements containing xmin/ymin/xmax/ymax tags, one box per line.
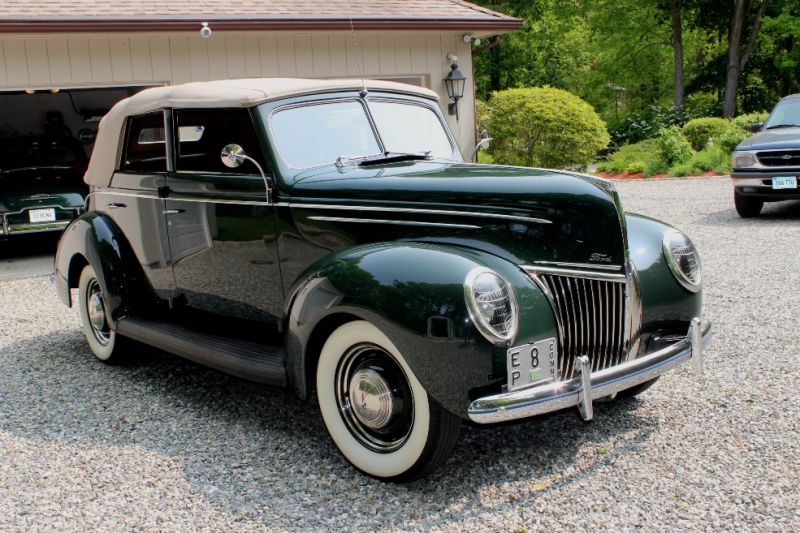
<box><xmin>443</xmin><ymin>54</ymin><xmax>467</xmax><ymax>121</ymax></box>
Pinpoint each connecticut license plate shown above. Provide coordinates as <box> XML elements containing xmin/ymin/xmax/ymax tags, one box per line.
<box><xmin>772</xmin><ymin>176</ymin><xmax>797</xmax><ymax>190</ymax></box>
<box><xmin>507</xmin><ymin>337</ymin><xmax>557</xmax><ymax>391</ymax></box>
<box><xmin>28</xmin><ymin>208</ymin><xmax>56</xmax><ymax>223</ymax></box>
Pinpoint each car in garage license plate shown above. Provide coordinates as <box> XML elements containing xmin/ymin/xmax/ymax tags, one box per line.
<box><xmin>772</xmin><ymin>176</ymin><xmax>797</xmax><ymax>190</ymax></box>
<box><xmin>507</xmin><ymin>337</ymin><xmax>557</xmax><ymax>391</ymax></box>
<box><xmin>29</xmin><ymin>208</ymin><xmax>56</xmax><ymax>223</ymax></box>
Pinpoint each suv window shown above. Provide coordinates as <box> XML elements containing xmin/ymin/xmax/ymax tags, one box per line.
<box><xmin>121</xmin><ymin>112</ymin><xmax>167</xmax><ymax>172</ymax></box>
<box><xmin>175</xmin><ymin>108</ymin><xmax>266</xmax><ymax>174</ymax></box>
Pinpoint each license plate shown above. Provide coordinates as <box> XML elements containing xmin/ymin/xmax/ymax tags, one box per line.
<box><xmin>29</xmin><ymin>208</ymin><xmax>56</xmax><ymax>223</ymax></box>
<box><xmin>507</xmin><ymin>337</ymin><xmax>557</xmax><ymax>391</ymax></box>
<box><xmin>772</xmin><ymin>176</ymin><xmax>797</xmax><ymax>190</ymax></box>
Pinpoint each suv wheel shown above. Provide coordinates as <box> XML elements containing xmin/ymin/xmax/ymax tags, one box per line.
<box><xmin>734</xmin><ymin>190</ymin><xmax>763</xmax><ymax>217</ymax></box>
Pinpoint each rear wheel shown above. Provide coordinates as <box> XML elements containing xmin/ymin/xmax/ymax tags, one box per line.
<box><xmin>78</xmin><ymin>265</ymin><xmax>128</xmax><ymax>362</ymax></box>
<box><xmin>734</xmin><ymin>190</ymin><xmax>763</xmax><ymax>217</ymax></box>
<box><xmin>316</xmin><ymin>321</ymin><xmax>461</xmax><ymax>481</ymax></box>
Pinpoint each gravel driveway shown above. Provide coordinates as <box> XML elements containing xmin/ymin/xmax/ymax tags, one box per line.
<box><xmin>1</xmin><ymin>176</ymin><xmax>798</xmax><ymax>531</ymax></box>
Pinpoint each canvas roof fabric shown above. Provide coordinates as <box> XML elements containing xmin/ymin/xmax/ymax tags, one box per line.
<box><xmin>85</xmin><ymin>77</ymin><xmax>439</xmax><ymax>187</ymax></box>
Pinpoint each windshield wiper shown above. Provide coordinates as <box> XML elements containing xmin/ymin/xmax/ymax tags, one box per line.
<box><xmin>765</xmin><ymin>124</ymin><xmax>800</xmax><ymax>129</ymax></box>
<box><xmin>358</xmin><ymin>151</ymin><xmax>432</xmax><ymax>166</ymax></box>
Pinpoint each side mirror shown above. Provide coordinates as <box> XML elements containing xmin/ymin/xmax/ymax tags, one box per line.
<box><xmin>470</xmin><ymin>129</ymin><xmax>493</xmax><ymax>162</ymax></box>
<box><xmin>750</xmin><ymin>122</ymin><xmax>764</xmax><ymax>133</ymax></box>
<box><xmin>221</xmin><ymin>144</ymin><xmax>247</xmax><ymax>168</ymax></box>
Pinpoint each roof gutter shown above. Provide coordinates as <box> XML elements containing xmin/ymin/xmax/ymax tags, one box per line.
<box><xmin>0</xmin><ymin>16</ymin><xmax>524</xmax><ymax>34</ymax></box>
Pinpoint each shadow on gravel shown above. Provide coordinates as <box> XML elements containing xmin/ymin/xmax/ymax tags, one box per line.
<box><xmin>696</xmin><ymin>199</ymin><xmax>800</xmax><ymax>226</ymax></box>
<box><xmin>1</xmin><ymin>330</ymin><xmax>659</xmax><ymax>527</ymax></box>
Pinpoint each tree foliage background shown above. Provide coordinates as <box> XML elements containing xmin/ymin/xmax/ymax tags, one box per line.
<box><xmin>473</xmin><ymin>0</ymin><xmax>800</xmax><ymax>131</ymax></box>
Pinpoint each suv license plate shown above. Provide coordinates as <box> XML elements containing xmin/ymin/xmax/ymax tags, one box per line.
<box><xmin>772</xmin><ymin>176</ymin><xmax>797</xmax><ymax>190</ymax></box>
<box><xmin>507</xmin><ymin>337</ymin><xmax>557</xmax><ymax>391</ymax></box>
<box><xmin>29</xmin><ymin>208</ymin><xmax>56</xmax><ymax>223</ymax></box>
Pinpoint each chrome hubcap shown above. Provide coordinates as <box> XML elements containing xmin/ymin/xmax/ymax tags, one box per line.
<box><xmin>86</xmin><ymin>280</ymin><xmax>110</xmax><ymax>346</ymax></box>
<box><xmin>335</xmin><ymin>344</ymin><xmax>414</xmax><ymax>453</ymax></box>
<box><xmin>349</xmin><ymin>368</ymin><xmax>394</xmax><ymax>430</ymax></box>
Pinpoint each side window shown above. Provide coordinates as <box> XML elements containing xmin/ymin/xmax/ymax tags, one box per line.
<box><xmin>174</xmin><ymin>108</ymin><xmax>266</xmax><ymax>174</ymax></box>
<box><xmin>121</xmin><ymin>111</ymin><xmax>167</xmax><ymax>172</ymax></box>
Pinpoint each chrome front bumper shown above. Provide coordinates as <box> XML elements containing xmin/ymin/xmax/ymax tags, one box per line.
<box><xmin>468</xmin><ymin>318</ymin><xmax>711</xmax><ymax>424</ymax></box>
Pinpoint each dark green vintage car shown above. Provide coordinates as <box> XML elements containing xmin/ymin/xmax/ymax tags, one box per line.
<box><xmin>54</xmin><ymin>79</ymin><xmax>710</xmax><ymax>481</ymax></box>
<box><xmin>1</xmin><ymin>136</ymin><xmax>87</xmax><ymax>238</ymax></box>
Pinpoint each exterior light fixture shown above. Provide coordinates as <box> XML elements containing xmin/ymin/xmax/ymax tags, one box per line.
<box><xmin>25</xmin><ymin>88</ymin><xmax>35</xmax><ymax>94</ymax></box>
<box><xmin>443</xmin><ymin>54</ymin><xmax>467</xmax><ymax>121</ymax></box>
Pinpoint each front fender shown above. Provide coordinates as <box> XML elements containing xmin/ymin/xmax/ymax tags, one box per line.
<box><xmin>54</xmin><ymin>212</ymin><xmax>154</xmax><ymax>325</ymax></box>
<box><xmin>626</xmin><ymin>213</ymin><xmax>703</xmax><ymax>343</ymax></box>
<box><xmin>284</xmin><ymin>242</ymin><xmax>557</xmax><ymax>418</ymax></box>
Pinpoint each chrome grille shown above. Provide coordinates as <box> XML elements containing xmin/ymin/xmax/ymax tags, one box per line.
<box><xmin>756</xmin><ymin>150</ymin><xmax>800</xmax><ymax>167</ymax></box>
<box><xmin>531</xmin><ymin>272</ymin><xmax>630</xmax><ymax>379</ymax></box>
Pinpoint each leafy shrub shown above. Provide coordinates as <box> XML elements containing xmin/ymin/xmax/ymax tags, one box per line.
<box><xmin>486</xmin><ymin>87</ymin><xmax>610</xmax><ymax>168</ymax></box>
<box><xmin>685</xmin><ymin>92</ymin><xmax>721</xmax><ymax>118</ymax></box>
<box><xmin>683</xmin><ymin>118</ymin><xmax>731</xmax><ymax>151</ymax></box>
<box><xmin>656</xmin><ymin>126</ymin><xmax>694</xmax><ymax>167</ymax></box>
<box><xmin>668</xmin><ymin>162</ymin><xmax>699</xmax><ymax>177</ymax></box>
<box><xmin>610</xmin><ymin>105</ymin><xmax>691</xmax><ymax>145</ymax></box>
<box><xmin>624</xmin><ymin>160</ymin><xmax>647</xmax><ymax>173</ymax></box>
<box><xmin>476</xmin><ymin>99</ymin><xmax>491</xmax><ymax>135</ymax></box>
<box><xmin>596</xmin><ymin>139</ymin><xmax>658</xmax><ymax>174</ymax></box>
<box><xmin>716</xmin><ymin>128</ymin><xmax>748</xmax><ymax>153</ymax></box>
<box><xmin>731</xmin><ymin>111</ymin><xmax>769</xmax><ymax>132</ymax></box>
<box><xmin>668</xmin><ymin>147</ymin><xmax>731</xmax><ymax>177</ymax></box>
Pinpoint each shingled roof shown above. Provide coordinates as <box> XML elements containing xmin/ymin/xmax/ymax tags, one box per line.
<box><xmin>0</xmin><ymin>0</ymin><xmax>522</xmax><ymax>33</ymax></box>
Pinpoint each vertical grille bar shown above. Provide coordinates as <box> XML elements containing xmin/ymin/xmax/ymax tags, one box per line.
<box><xmin>534</xmin><ymin>272</ymin><xmax>633</xmax><ymax>379</ymax></box>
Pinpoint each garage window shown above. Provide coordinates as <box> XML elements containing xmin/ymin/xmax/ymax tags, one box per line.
<box><xmin>174</xmin><ymin>109</ymin><xmax>266</xmax><ymax>174</ymax></box>
<box><xmin>121</xmin><ymin>111</ymin><xmax>167</xmax><ymax>172</ymax></box>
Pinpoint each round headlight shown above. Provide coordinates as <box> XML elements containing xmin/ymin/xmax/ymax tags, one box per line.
<box><xmin>464</xmin><ymin>268</ymin><xmax>518</xmax><ymax>345</ymax></box>
<box><xmin>732</xmin><ymin>151</ymin><xmax>757</xmax><ymax>168</ymax></box>
<box><xmin>662</xmin><ymin>229</ymin><xmax>702</xmax><ymax>292</ymax></box>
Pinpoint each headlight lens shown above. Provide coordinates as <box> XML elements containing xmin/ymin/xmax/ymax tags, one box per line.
<box><xmin>662</xmin><ymin>229</ymin><xmax>702</xmax><ymax>292</ymax></box>
<box><xmin>732</xmin><ymin>151</ymin><xmax>757</xmax><ymax>168</ymax></box>
<box><xmin>464</xmin><ymin>268</ymin><xmax>518</xmax><ymax>345</ymax></box>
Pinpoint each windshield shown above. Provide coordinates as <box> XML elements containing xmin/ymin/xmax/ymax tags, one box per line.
<box><xmin>765</xmin><ymin>99</ymin><xmax>800</xmax><ymax>129</ymax></box>
<box><xmin>267</xmin><ymin>98</ymin><xmax>457</xmax><ymax>169</ymax></box>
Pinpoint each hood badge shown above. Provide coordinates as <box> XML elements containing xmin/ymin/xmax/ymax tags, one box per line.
<box><xmin>589</xmin><ymin>253</ymin><xmax>613</xmax><ymax>263</ymax></box>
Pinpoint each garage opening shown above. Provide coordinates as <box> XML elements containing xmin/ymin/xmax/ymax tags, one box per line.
<box><xmin>0</xmin><ymin>85</ymin><xmax>154</xmax><ymax>160</ymax></box>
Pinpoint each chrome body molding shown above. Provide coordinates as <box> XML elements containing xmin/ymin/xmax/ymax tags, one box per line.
<box><xmin>522</xmin><ymin>265</ymin><xmax>627</xmax><ymax>283</ymax></box>
<box><xmin>468</xmin><ymin>318</ymin><xmax>711</xmax><ymax>424</ymax></box>
<box><xmin>307</xmin><ymin>215</ymin><xmax>481</xmax><ymax>230</ymax></box>
<box><xmin>287</xmin><ymin>202</ymin><xmax>552</xmax><ymax>225</ymax></box>
<box><xmin>91</xmin><ymin>189</ymin><xmax>552</xmax><ymax>225</ymax></box>
<box><xmin>533</xmin><ymin>260</ymin><xmax>623</xmax><ymax>272</ymax></box>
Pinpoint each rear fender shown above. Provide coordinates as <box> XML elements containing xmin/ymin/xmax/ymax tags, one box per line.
<box><xmin>54</xmin><ymin>212</ymin><xmax>154</xmax><ymax>325</ymax></box>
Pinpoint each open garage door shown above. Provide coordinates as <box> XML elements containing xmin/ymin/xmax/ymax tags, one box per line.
<box><xmin>0</xmin><ymin>85</ymin><xmax>153</xmax><ymax>239</ymax></box>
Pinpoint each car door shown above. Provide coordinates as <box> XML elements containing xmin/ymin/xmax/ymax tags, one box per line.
<box><xmin>101</xmin><ymin>110</ymin><xmax>176</xmax><ymax>299</ymax></box>
<box><xmin>163</xmin><ymin>107</ymin><xmax>283</xmax><ymax>323</ymax></box>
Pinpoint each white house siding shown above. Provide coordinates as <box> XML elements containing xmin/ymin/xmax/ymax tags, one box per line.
<box><xmin>0</xmin><ymin>31</ymin><xmax>476</xmax><ymax>152</ymax></box>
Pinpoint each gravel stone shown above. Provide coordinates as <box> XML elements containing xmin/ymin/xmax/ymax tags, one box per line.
<box><xmin>1</xmin><ymin>176</ymin><xmax>798</xmax><ymax>530</ymax></box>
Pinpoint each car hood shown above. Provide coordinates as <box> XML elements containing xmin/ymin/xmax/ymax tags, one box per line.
<box><xmin>737</xmin><ymin>128</ymin><xmax>800</xmax><ymax>151</ymax></box>
<box><xmin>286</xmin><ymin>161</ymin><xmax>629</xmax><ymax>267</ymax></box>
<box><xmin>0</xmin><ymin>169</ymin><xmax>86</xmax><ymax>212</ymax></box>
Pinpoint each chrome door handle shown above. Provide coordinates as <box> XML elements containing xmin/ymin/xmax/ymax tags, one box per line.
<box><xmin>106</xmin><ymin>202</ymin><xmax>126</xmax><ymax>209</ymax></box>
<box><xmin>162</xmin><ymin>209</ymin><xmax>185</xmax><ymax>215</ymax></box>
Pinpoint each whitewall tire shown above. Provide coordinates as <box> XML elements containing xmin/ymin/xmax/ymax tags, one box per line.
<box><xmin>78</xmin><ymin>265</ymin><xmax>126</xmax><ymax>362</ymax></box>
<box><xmin>316</xmin><ymin>320</ymin><xmax>461</xmax><ymax>481</ymax></box>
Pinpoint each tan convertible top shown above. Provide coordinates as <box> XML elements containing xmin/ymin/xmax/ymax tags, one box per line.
<box><xmin>85</xmin><ymin>78</ymin><xmax>439</xmax><ymax>187</ymax></box>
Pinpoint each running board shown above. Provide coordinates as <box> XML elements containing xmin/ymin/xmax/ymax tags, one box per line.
<box><xmin>116</xmin><ymin>315</ymin><xmax>287</xmax><ymax>387</ymax></box>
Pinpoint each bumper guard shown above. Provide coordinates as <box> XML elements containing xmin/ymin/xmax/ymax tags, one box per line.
<box><xmin>468</xmin><ymin>318</ymin><xmax>711</xmax><ymax>424</ymax></box>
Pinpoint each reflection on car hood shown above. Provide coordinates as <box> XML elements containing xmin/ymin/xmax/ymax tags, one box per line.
<box><xmin>287</xmin><ymin>161</ymin><xmax>629</xmax><ymax>267</ymax></box>
<box><xmin>737</xmin><ymin>128</ymin><xmax>800</xmax><ymax>151</ymax></box>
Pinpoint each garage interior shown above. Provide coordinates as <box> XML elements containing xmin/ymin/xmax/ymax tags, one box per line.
<box><xmin>0</xmin><ymin>85</ymin><xmax>149</xmax><ymax>278</ymax></box>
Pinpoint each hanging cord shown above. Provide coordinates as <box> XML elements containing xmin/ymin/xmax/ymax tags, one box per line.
<box><xmin>349</xmin><ymin>17</ymin><xmax>368</xmax><ymax>97</ymax></box>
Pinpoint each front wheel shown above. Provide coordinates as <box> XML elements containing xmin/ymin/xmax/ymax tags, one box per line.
<box><xmin>316</xmin><ymin>321</ymin><xmax>461</xmax><ymax>481</ymax></box>
<box><xmin>78</xmin><ymin>265</ymin><xmax>128</xmax><ymax>362</ymax></box>
<box><xmin>734</xmin><ymin>190</ymin><xmax>763</xmax><ymax>217</ymax></box>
